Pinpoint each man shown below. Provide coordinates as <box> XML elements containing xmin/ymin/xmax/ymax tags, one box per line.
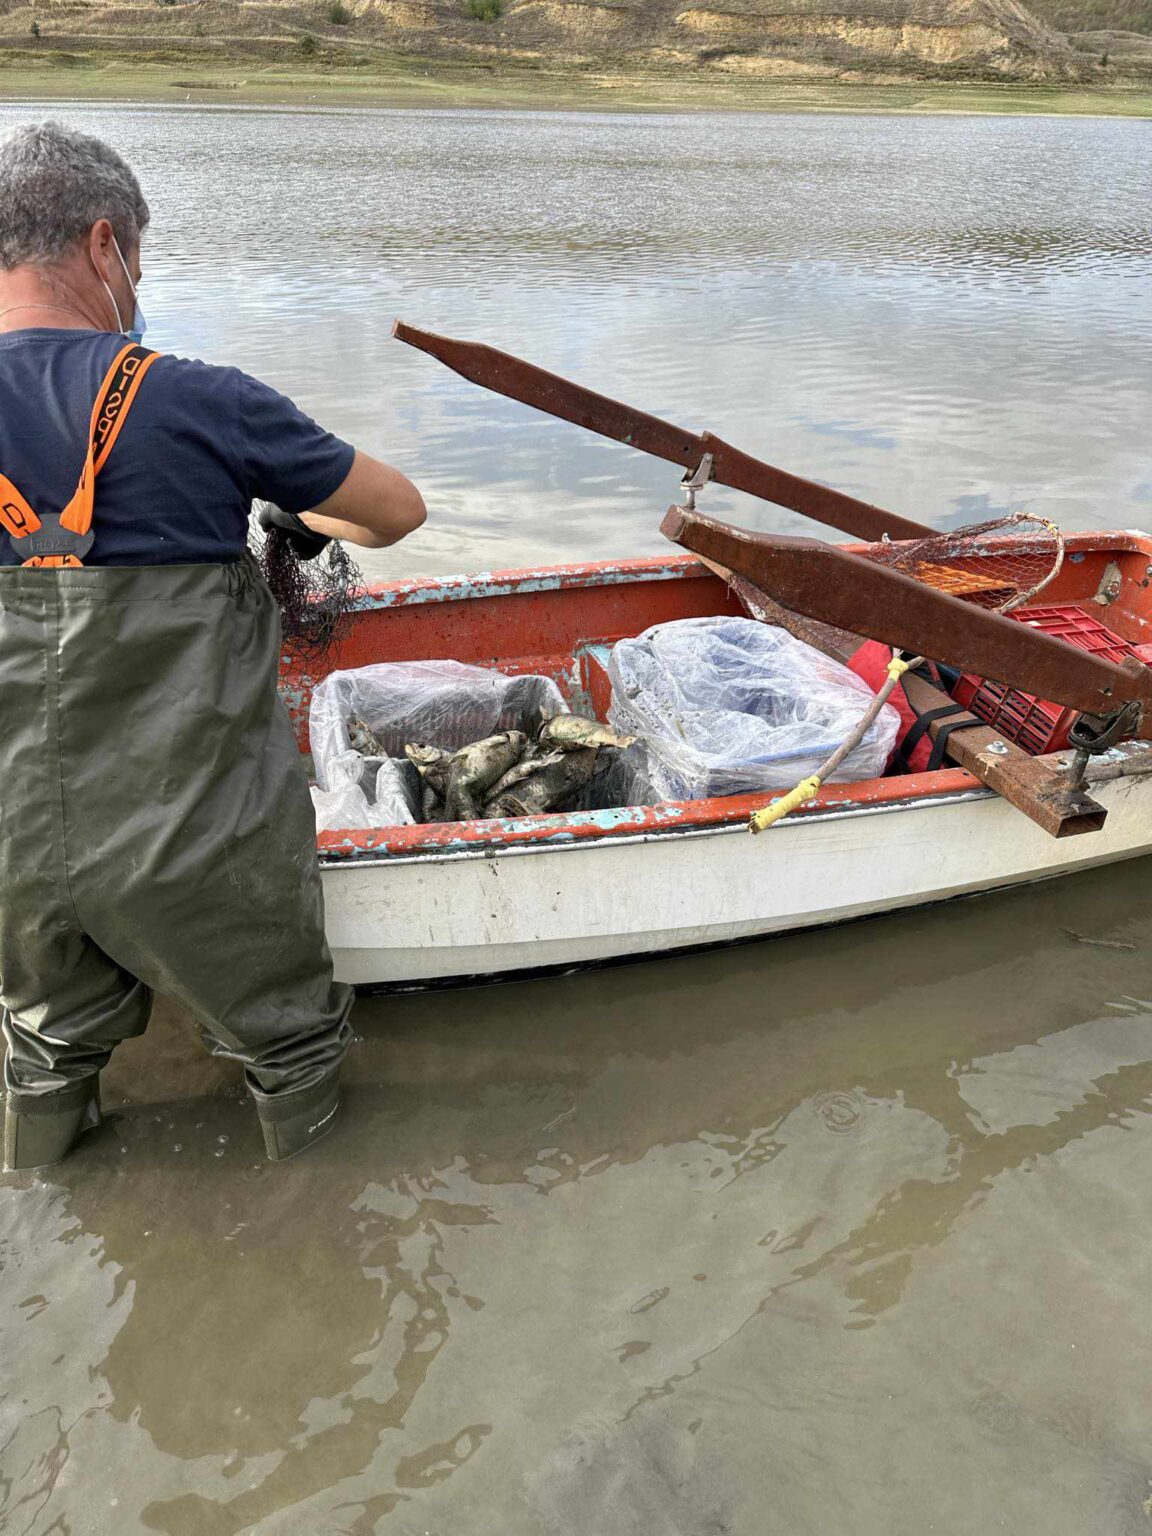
<box><xmin>0</xmin><ymin>121</ymin><xmax>425</xmax><ymax>1169</ymax></box>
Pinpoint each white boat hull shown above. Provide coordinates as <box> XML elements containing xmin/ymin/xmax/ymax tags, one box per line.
<box><xmin>321</xmin><ymin>773</ymin><xmax>1152</xmax><ymax>988</ymax></box>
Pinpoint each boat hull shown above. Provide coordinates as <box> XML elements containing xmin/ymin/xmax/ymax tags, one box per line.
<box><xmin>296</xmin><ymin>538</ymin><xmax>1152</xmax><ymax>988</ymax></box>
<box><xmin>322</xmin><ymin>771</ymin><xmax>1152</xmax><ymax>988</ymax></box>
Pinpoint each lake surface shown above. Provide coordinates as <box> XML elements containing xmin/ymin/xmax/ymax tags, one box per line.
<box><xmin>1</xmin><ymin>101</ymin><xmax>1151</xmax><ymax>1535</ymax></box>
<box><xmin>2</xmin><ymin>102</ymin><xmax>1150</xmax><ymax>573</ymax></box>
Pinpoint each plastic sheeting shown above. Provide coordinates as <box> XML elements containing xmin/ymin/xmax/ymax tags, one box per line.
<box><xmin>310</xmin><ymin>754</ymin><xmax>419</xmax><ymax>832</ymax></box>
<box><xmin>608</xmin><ymin>616</ymin><xmax>900</xmax><ymax>800</ymax></box>
<box><xmin>308</xmin><ymin>661</ymin><xmax>568</xmax><ymax>830</ymax></box>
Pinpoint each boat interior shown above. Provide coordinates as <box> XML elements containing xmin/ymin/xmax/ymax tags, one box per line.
<box><xmin>281</xmin><ymin>530</ymin><xmax>1152</xmax><ymax>857</ymax></box>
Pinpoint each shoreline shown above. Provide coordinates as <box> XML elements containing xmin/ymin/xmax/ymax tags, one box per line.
<box><xmin>1</xmin><ymin>56</ymin><xmax>1150</xmax><ymax>116</ymax></box>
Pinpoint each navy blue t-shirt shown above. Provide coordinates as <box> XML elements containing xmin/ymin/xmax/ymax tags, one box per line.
<box><xmin>0</xmin><ymin>329</ymin><xmax>355</xmax><ymax>566</ymax></box>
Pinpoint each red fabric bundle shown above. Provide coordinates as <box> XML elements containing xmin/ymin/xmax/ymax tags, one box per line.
<box><xmin>846</xmin><ymin>641</ymin><xmax>932</xmax><ymax>773</ymax></box>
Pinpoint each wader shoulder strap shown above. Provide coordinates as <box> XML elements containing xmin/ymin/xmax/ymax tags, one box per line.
<box><xmin>0</xmin><ymin>342</ymin><xmax>160</xmax><ymax>568</ymax></box>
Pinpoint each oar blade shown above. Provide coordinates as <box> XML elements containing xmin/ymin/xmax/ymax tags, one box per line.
<box><xmin>393</xmin><ymin>321</ymin><xmax>703</xmax><ymax>469</ymax></box>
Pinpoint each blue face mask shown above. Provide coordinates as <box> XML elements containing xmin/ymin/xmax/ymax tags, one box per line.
<box><xmin>98</xmin><ymin>237</ymin><xmax>147</xmax><ymax>345</ymax></box>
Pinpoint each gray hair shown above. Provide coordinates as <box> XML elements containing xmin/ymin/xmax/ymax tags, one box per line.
<box><xmin>0</xmin><ymin>120</ymin><xmax>150</xmax><ymax>270</ymax></box>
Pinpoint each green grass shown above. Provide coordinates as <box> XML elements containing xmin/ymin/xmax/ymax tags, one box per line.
<box><xmin>0</xmin><ymin>51</ymin><xmax>1150</xmax><ymax>114</ymax></box>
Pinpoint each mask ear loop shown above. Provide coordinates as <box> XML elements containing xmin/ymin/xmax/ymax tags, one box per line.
<box><xmin>112</xmin><ymin>238</ymin><xmax>145</xmax><ymax>341</ymax></box>
<box><xmin>93</xmin><ymin>235</ymin><xmax>137</xmax><ymax>336</ymax></box>
<box><xmin>98</xmin><ymin>276</ymin><xmax>123</xmax><ymax>333</ymax></box>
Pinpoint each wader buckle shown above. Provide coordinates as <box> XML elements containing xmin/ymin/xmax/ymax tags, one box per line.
<box><xmin>16</xmin><ymin>514</ymin><xmax>96</xmax><ymax>565</ymax></box>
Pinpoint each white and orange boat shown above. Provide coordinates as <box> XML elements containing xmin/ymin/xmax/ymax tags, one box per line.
<box><xmin>279</xmin><ymin>529</ymin><xmax>1152</xmax><ymax>990</ymax></box>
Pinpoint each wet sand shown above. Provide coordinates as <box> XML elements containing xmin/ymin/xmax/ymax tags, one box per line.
<box><xmin>4</xmin><ymin>858</ymin><xmax>1152</xmax><ymax>1533</ymax></box>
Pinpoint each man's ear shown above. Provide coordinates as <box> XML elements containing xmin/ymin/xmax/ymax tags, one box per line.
<box><xmin>87</xmin><ymin>218</ymin><xmax>117</xmax><ymax>284</ymax></box>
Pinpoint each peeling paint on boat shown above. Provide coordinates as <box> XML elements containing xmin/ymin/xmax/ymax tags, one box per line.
<box><xmin>348</xmin><ymin>556</ymin><xmax>698</xmax><ymax>613</ymax></box>
<box><xmin>315</xmin><ymin>769</ymin><xmax>981</xmax><ymax>863</ymax></box>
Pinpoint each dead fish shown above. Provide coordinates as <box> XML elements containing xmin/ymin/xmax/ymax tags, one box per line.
<box><xmin>444</xmin><ymin>731</ymin><xmax>527</xmax><ymax>821</ymax></box>
<box><xmin>420</xmin><ymin>781</ymin><xmax>445</xmax><ymax>823</ymax></box>
<box><xmin>483</xmin><ymin>744</ymin><xmax>565</xmax><ymax>805</ymax></box>
<box><xmin>348</xmin><ymin>713</ymin><xmax>387</xmax><ymax>756</ymax></box>
<box><xmin>487</xmin><ymin>747</ymin><xmax>597</xmax><ymax>818</ymax></box>
<box><xmin>404</xmin><ymin>742</ymin><xmax>452</xmax><ymax>794</ymax></box>
<box><xmin>538</xmin><ymin>713</ymin><xmax>636</xmax><ymax>752</ymax></box>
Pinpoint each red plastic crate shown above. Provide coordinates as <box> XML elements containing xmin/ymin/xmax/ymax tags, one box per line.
<box><xmin>954</xmin><ymin>605</ymin><xmax>1147</xmax><ymax>755</ymax></box>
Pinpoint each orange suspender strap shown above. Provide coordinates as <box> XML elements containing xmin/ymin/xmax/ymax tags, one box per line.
<box><xmin>0</xmin><ymin>474</ymin><xmax>41</xmax><ymax>539</ymax></box>
<box><xmin>58</xmin><ymin>342</ymin><xmax>160</xmax><ymax>538</ymax></box>
<box><xmin>0</xmin><ymin>342</ymin><xmax>160</xmax><ymax>568</ymax></box>
<box><xmin>1</xmin><ymin>342</ymin><xmax>158</xmax><ymax>571</ymax></box>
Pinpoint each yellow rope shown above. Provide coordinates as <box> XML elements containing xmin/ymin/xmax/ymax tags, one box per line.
<box><xmin>749</xmin><ymin>775</ymin><xmax>822</xmax><ymax>834</ymax></box>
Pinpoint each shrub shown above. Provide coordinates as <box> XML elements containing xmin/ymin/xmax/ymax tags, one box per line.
<box><xmin>464</xmin><ymin>0</ymin><xmax>502</xmax><ymax>19</ymax></box>
<box><xmin>298</xmin><ymin>29</ymin><xmax>318</xmax><ymax>52</ymax></box>
<box><xmin>325</xmin><ymin>0</ymin><xmax>353</xmax><ymax>22</ymax></box>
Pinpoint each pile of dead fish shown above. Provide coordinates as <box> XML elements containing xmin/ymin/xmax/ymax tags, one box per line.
<box><xmin>347</xmin><ymin>711</ymin><xmax>636</xmax><ymax>822</ymax></box>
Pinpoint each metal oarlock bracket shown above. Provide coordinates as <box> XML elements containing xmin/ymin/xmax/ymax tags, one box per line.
<box><xmin>1064</xmin><ymin>702</ymin><xmax>1143</xmax><ymax>792</ymax></box>
<box><xmin>680</xmin><ymin>453</ymin><xmax>714</xmax><ymax>511</ymax></box>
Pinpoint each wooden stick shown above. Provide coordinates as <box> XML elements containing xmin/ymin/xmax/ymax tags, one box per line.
<box><xmin>750</xmin><ymin>653</ymin><xmax>921</xmax><ymax>833</ymax></box>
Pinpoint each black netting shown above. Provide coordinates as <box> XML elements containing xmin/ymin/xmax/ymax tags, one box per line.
<box><xmin>249</xmin><ymin>506</ymin><xmax>364</xmax><ymax>667</ymax></box>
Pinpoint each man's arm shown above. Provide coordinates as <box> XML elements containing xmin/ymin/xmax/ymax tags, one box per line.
<box><xmin>299</xmin><ymin>450</ymin><xmax>426</xmax><ymax>550</ymax></box>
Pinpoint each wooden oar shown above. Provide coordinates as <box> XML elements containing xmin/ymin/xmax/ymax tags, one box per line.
<box><xmin>393</xmin><ymin>320</ymin><xmax>931</xmax><ymax>544</ymax></box>
<box><xmin>662</xmin><ymin>507</ymin><xmax>1152</xmax><ymax>722</ymax></box>
<box><xmin>396</xmin><ymin>320</ymin><xmax>1151</xmax><ymax>728</ymax></box>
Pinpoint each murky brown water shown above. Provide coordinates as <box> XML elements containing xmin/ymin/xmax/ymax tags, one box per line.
<box><xmin>4</xmin><ymin>862</ymin><xmax>1152</xmax><ymax>1532</ymax></box>
<box><xmin>2</xmin><ymin>101</ymin><xmax>1151</xmax><ymax>1534</ymax></box>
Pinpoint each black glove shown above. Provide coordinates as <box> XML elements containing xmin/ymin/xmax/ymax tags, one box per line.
<box><xmin>256</xmin><ymin>502</ymin><xmax>331</xmax><ymax>563</ymax></box>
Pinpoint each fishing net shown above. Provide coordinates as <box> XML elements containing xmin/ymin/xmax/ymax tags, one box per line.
<box><xmin>249</xmin><ymin>502</ymin><xmax>365</xmax><ymax>667</ymax></box>
<box><xmin>857</xmin><ymin>512</ymin><xmax>1064</xmax><ymax>615</ymax></box>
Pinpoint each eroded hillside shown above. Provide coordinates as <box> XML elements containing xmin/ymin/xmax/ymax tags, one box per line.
<box><xmin>3</xmin><ymin>0</ymin><xmax>1142</xmax><ymax>82</ymax></box>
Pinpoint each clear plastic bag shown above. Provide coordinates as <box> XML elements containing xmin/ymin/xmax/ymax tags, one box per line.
<box><xmin>308</xmin><ymin>661</ymin><xmax>568</xmax><ymax>827</ymax></box>
<box><xmin>309</xmin><ymin>752</ymin><xmax>382</xmax><ymax>831</ymax></box>
<box><xmin>607</xmin><ymin>616</ymin><xmax>899</xmax><ymax>800</ymax></box>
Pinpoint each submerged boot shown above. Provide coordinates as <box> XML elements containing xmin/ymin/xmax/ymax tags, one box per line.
<box><xmin>4</xmin><ymin>1079</ymin><xmax>102</xmax><ymax>1172</ymax></box>
<box><xmin>254</xmin><ymin>1072</ymin><xmax>341</xmax><ymax>1163</ymax></box>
